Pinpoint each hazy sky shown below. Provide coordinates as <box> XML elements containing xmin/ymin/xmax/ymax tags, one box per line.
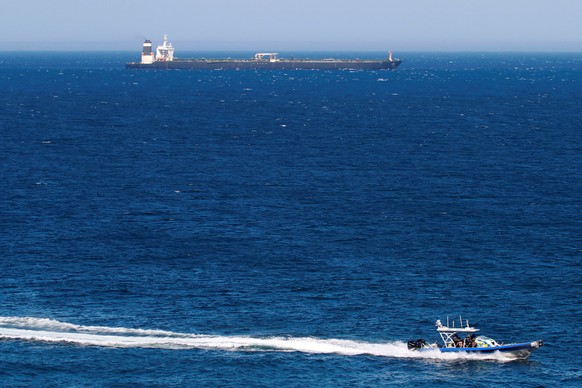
<box><xmin>1</xmin><ymin>0</ymin><xmax>581</xmax><ymax>51</ymax></box>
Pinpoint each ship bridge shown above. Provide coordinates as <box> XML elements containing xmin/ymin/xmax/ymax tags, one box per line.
<box><xmin>156</xmin><ymin>35</ymin><xmax>174</xmax><ymax>62</ymax></box>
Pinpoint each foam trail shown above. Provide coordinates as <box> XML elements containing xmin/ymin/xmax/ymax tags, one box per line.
<box><xmin>0</xmin><ymin>317</ymin><xmax>514</xmax><ymax>362</ymax></box>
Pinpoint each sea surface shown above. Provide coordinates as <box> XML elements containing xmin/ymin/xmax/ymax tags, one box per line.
<box><xmin>0</xmin><ymin>51</ymin><xmax>581</xmax><ymax>387</ymax></box>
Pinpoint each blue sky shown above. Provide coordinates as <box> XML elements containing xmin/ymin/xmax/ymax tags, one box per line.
<box><xmin>1</xmin><ymin>0</ymin><xmax>581</xmax><ymax>51</ymax></box>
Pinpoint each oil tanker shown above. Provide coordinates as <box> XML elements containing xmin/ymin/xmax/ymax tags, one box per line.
<box><xmin>125</xmin><ymin>35</ymin><xmax>402</xmax><ymax>70</ymax></box>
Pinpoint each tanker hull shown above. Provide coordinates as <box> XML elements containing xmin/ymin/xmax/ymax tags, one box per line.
<box><xmin>126</xmin><ymin>59</ymin><xmax>402</xmax><ymax>70</ymax></box>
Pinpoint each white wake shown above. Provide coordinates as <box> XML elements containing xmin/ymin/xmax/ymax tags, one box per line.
<box><xmin>0</xmin><ymin>317</ymin><xmax>514</xmax><ymax>362</ymax></box>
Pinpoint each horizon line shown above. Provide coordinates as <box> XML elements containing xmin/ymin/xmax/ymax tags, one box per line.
<box><xmin>1</xmin><ymin>48</ymin><xmax>581</xmax><ymax>54</ymax></box>
<box><xmin>0</xmin><ymin>39</ymin><xmax>580</xmax><ymax>53</ymax></box>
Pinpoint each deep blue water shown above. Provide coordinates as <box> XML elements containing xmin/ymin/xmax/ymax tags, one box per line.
<box><xmin>1</xmin><ymin>51</ymin><xmax>581</xmax><ymax>386</ymax></box>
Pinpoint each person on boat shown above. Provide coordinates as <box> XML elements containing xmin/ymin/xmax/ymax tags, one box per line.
<box><xmin>452</xmin><ymin>334</ymin><xmax>463</xmax><ymax>348</ymax></box>
<box><xmin>463</xmin><ymin>334</ymin><xmax>477</xmax><ymax>347</ymax></box>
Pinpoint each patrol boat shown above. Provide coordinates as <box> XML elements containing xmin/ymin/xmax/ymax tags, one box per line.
<box><xmin>407</xmin><ymin>317</ymin><xmax>543</xmax><ymax>359</ymax></box>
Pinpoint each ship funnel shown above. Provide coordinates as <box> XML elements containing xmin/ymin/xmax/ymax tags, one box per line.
<box><xmin>142</xmin><ymin>40</ymin><xmax>152</xmax><ymax>55</ymax></box>
<box><xmin>141</xmin><ymin>39</ymin><xmax>154</xmax><ymax>64</ymax></box>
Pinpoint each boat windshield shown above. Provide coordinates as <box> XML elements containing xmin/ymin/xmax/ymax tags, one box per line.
<box><xmin>475</xmin><ymin>336</ymin><xmax>499</xmax><ymax>347</ymax></box>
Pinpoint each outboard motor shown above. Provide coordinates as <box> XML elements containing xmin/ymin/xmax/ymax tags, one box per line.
<box><xmin>407</xmin><ymin>338</ymin><xmax>427</xmax><ymax>350</ymax></box>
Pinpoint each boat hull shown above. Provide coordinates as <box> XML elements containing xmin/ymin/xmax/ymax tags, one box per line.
<box><xmin>125</xmin><ymin>59</ymin><xmax>402</xmax><ymax>70</ymax></box>
<box><xmin>423</xmin><ymin>341</ymin><xmax>543</xmax><ymax>359</ymax></box>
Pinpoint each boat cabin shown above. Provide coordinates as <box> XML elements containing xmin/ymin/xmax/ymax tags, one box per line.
<box><xmin>436</xmin><ymin>317</ymin><xmax>481</xmax><ymax>348</ymax></box>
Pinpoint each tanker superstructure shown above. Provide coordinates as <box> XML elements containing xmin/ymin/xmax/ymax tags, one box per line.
<box><xmin>126</xmin><ymin>35</ymin><xmax>402</xmax><ymax>70</ymax></box>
